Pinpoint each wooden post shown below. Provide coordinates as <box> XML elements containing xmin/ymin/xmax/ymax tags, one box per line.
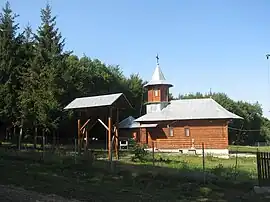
<box><xmin>257</xmin><ymin>148</ymin><xmax>261</xmax><ymax>186</ymax></box>
<box><xmin>108</xmin><ymin>108</ymin><xmax>112</xmax><ymax>160</ymax></box>
<box><xmin>202</xmin><ymin>142</ymin><xmax>206</xmax><ymax>184</ymax></box>
<box><xmin>78</xmin><ymin>119</ymin><xmax>81</xmax><ymax>155</ymax></box>
<box><xmin>74</xmin><ymin>138</ymin><xmax>77</xmax><ymax>164</ymax></box>
<box><xmin>85</xmin><ymin>129</ymin><xmax>89</xmax><ymax>150</ymax></box>
<box><xmin>115</xmin><ymin>108</ymin><xmax>119</xmax><ymax>160</ymax></box>
<box><xmin>152</xmin><ymin>141</ymin><xmax>155</xmax><ymax>166</ymax></box>
<box><xmin>235</xmin><ymin>146</ymin><xmax>238</xmax><ymax>180</ymax></box>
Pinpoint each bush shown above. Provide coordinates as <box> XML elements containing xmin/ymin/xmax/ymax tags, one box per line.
<box><xmin>131</xmin><ymin>143</ymin><xmax>148</xmax><ymax>162</ymax></box>
<box><xmin>128</xmin><ymin>138</ymin><xmax>136</xmax><ymax>149</ymax></box>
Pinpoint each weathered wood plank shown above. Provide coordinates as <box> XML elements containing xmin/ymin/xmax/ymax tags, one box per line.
<box><xmin>257</xmin><ymin>152</ymin><xmax>270</xmax><ymax>186</ymax></box>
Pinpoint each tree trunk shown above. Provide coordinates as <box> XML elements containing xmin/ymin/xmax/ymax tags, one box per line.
<box><xmin>42</xmin><ymin>129</ymin><xmax>45</xmax><ymax>151</ymax></box>
<box><xmin>52</xmin><ymin>130</ymin><xmax>56</xmax><ymax>152</ymax></box>
<box><xmin>5</xmin><ymin>127</ymin><xmax>8</xmax><ymax>141</ymax></box>
<box><xmin>13</xmin><ymin>126</ymin><xmax>16</xmax><ymax>143</ymax></box>
<box><xmin>42</xmin><ymin>129</ymin><xmax>45</xmax><ymax>161</ymax></box>
<box><xmin>34</xmin><ymin>127</ymin><xmax>37</xmax><ymax>149</ymax></box>
<box><xmin>18</xmin><ymin>123</ymin><xmax>23</xmax><ymax>150</ymax></box>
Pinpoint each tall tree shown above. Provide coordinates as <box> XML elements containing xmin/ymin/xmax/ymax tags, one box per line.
<box><xmin>0</xmin><ymin>1</ymin><xmax>23</xmax><ymax>136</ymax></box>
<box><xmin>20</xmin><ymin>3</ymin><xmax>67</xmax><ymax>138</ymax></box>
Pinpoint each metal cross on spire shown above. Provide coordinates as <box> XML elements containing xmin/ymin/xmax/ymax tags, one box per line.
<box><xmin>156</xmin><ymin>54</ymin><xmax>159</xmax><ymax>65</ymax></box>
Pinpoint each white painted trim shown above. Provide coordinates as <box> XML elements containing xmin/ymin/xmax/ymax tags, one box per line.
<box><xmin>145</xmin><ymin>148</ymin><xmax>229</xmax><ymax>155</ymax></box>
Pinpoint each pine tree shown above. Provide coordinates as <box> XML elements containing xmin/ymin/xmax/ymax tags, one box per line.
<box><xmin>18</xmin><ymin>25</ymin><xmax>36</xmax><ymax>140</ymax></box>
<box><xmin>0</xmin><ymin>2</ymin><xmax>23</xmax><ymax>137</ymax></box>
<box><xmin>22</xmin><ymin>3</ymin><xmax>67</xmax><ymax>136</ymax></box>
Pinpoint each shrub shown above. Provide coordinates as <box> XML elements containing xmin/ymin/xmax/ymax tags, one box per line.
<box><xmin>131</xmin><ymin>143</ymin><xmax>148</xmax><ymax>162</ymax></box>
<box><xmin>212</xmin><ymin>163</ymin><xmax>224</xmax><ymax>176</ymax></box>
<box><xmin>128</xmin><ymin>138</ymin><xmax>136</xmax><ymax>149</ymax></box>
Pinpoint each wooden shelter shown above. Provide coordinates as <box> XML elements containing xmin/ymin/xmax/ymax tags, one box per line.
<box><xmin>64</xmin><ymin>93</ymin><xmax>132</xmax><ymax>160</ymax></box>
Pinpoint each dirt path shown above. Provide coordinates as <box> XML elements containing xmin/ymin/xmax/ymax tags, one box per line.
<box><xmin>0</xmin><ymin>185</ymin><xmax>80</xmax><ymax>202</ymax></box>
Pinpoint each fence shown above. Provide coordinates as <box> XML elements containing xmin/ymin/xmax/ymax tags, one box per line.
<box><xmin>0</xmin><ymin>139</ymin><xmax>259</xmax><ymax>184</ymax></box>
<box><xmin>257</xmin><ymin>152</ymin><xmax>270</xmax><ymax>186</ymax></box>
<box><xmin>147</xmin><ymin>142</ymin><xmax>255</xmax><ymax>184</ymax></box>
<box><xmin>254</xmin><ymin>142</ymin><xmax>270</xmax><ymax>147</ymax></box>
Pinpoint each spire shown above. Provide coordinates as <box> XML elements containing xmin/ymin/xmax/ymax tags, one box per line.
<box><xmin>156</xmin><ymin>53</ymin><xmax>159</xmax><ymax>65</ymax></box>
<box><xmin>151</xmin><ymin>64</ymin><xmax>166</xmax><ymax>81</ymax></box>
<box><xmin>144</xmin><ymin>54</ymin><xmax>173</xmax><ymax>87</ymax></box>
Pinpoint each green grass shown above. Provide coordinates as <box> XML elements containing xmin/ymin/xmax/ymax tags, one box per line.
<box><xmin>3</xmin><ymin>140</ymin><xmax>270</xmax><ymax>153</ymax></box>
<box><xmin>0</xmin><ymin>148</ymin><xmax>269</xmax><ymax>201</ymax></box>
<box><xmin>121</xmin><ymin>153</ymin><xmax>258</xmax><ymax>182</ymax></box>
<box><xmin>229</xmin><ymin>145</ymin><xmax>270</xmax><ymax>153</ymax></box>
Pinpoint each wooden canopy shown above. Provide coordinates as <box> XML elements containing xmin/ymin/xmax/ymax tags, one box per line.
<box><xmin>64</xmin><ymin>92</ymin><xmax>133</xmax><ymax>160</ymax></box>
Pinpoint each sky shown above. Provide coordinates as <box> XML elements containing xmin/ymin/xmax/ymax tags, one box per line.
<box><xmin>3</xmin><ymin>0</ymin><xmax>270</xmax><ymax>118</ymax></box>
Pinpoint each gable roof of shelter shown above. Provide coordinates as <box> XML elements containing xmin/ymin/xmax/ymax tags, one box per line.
<box><xmin>64</xmin><ymin>93</ymin><xmax>132</xmax><ymax>110</ymax></box>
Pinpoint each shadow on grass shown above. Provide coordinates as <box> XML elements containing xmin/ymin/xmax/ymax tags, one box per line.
<box><xmin>0</xmin><ymin>148</ymin><xmax>266</xmax><ymax>201</ymax></box>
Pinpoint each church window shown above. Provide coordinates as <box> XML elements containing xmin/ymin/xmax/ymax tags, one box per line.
<box><xmin>167</xmin><ymin>125</ymin><xmax>174</xmax><ymax>136</ymax></box>
<box><xmin>185</xmin><ymin>127</ymin><xmax>190</xmax><ymax>137</ymax></box>
<box><xmin>154</xmin><ymin>89</ymin><xmax>158</xmax><ymax>96</ymax></box>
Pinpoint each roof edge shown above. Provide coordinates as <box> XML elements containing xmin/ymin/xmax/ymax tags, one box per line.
<box><xmin>135</xmin><ymin>117</ymin><xmax>243</xmax><ymax>123</ymax></box>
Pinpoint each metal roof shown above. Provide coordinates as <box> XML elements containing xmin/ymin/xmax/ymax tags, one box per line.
<box><xmin>144</xmin><ymin>64</ymin><xmax>173</xmax><ymax>87</ymax></box>
<box><xmin>135</xmin><ymin>98</ymin><xmax>243</xmax><ymax>122</ymax></box>
<box><xmin>119</xmin><ymin>116</ymin><xmax>157</xmax><ymax>129</ymax></box>
<box><xmin>64</xmin><ymin>93</ymin><xmax>132</xmax><ymax>110</ymax></box>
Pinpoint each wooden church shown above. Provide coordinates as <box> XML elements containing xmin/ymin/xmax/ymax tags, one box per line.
<box><xmin>119</xmin><ymin>55</ymin><xmax>242</xmax><ymax>155</ymax></box>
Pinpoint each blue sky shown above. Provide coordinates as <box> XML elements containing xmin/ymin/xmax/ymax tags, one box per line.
<box><xmin>4</xmin><ymin>0</ymin><xmax>270</xmax><ymax>117</ymax></box>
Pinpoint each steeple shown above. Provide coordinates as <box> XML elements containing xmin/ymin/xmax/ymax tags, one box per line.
<box><xmin>144</xmin><ymin>55</ymin><xmax>173</xmax><ymax>114</ymax></box>
<box><xmin>144</xmin><ymin>55</ymin><xmax>173</xmax><ymax>88</ymax></box>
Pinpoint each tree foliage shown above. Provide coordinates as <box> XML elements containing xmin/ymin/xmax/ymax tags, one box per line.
<box><xmin>174</xmin><ymin>92</ymin><xmax>270</xmax><ymax>145</ymax></box>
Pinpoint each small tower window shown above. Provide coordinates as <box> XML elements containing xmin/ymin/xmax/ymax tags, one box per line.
<box><xmin>154</xmin><ymin>88</ymin><xmax>159</xmax><ymax>97</ymax></box>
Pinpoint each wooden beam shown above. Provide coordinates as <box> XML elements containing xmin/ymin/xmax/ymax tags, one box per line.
<box><xmin>115</xmin><ymin>108</ymin><xmax>119</xmax><ymax>160</ymax></box>
<box><xmin>77</xmin><ymin>119</ymin><xmax>81</xmax><ymax>154</ymax></box>
<box><xmin>85</xmin><ymin>130</ymin><xmax>89</xmax><ymax>149</ymax></box>
<box><xmin>84</xmin><ymin>119</ymin><xmax>98</xmax><ymax>151</ymax></box>
<box><xmin>98</xmin><ymin>119</ymin><xmax>109</xmax><ymax>131</ymax></box>
<box><xmin>108</xmin><ymin>108</ymin><xmax>112</xmax><ymax>160</ymax></box>
<box><xmin>88</xmin><ymin>120</ymin><xmax>98</xmax><ymax>131</ymax></box>
<box><xmin>80</xmin><ymin>119</ymin><xmax>90</xmax><ymax>132</ymax></box>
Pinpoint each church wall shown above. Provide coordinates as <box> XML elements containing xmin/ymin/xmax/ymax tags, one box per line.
<box><xmin>139</xmin><ymin>119</ymin><xmax>229</xmax><ymax>150</ymax></box>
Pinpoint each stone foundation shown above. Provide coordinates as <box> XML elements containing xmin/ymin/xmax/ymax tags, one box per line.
<box><xmin>146</xmin><ymin>148</ymin><xmax>229</xmax><ymax>156</ymax></box>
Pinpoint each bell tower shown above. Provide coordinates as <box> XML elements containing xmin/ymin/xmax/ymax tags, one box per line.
<box><xmin>144</xmin><ymin>55</ymin><xmax>173</xmax><ymax>114</ymax></box>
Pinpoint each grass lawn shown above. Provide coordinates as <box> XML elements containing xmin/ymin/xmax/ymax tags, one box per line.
<box><xmin>0</xmin><ymin>148</ymin><xmax>269</xmax><ymax>201</ymax></box>
<box><xmin>121</xmin><ymin>153</ymin><xmax>258</xmax><ymax>182</ymax></box>
<box><xmin>229</xmin><ymin>145</ymin><xmax>270</xmax><ymax>153</ymax></box>
<box><xmin>3</xmin><ymin>140</ymin><xmax>270</xmax><ymax>153</ymax></box>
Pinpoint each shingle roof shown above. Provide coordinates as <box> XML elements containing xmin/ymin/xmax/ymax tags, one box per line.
<box><xmin>135</xmin><ymin>98</ymin><xmax>243</xmax><ymax>122</ymax></box>
<box><xmin>119</xmin><ymin>116</ymin><xmax>157</xmax><ymax>129</ymax></box>
<box><xmin>64</xmin><ymin>93</ymin><xmax>132</xmax><ymax>110</ymax></box>
<box><xmin>144</xmin><ymin>65</ymin><xmax>173</xmax><ymax>87</ymax></box>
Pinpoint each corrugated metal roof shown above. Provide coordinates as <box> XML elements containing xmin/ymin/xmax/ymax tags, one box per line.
<box><xmin>144</xmin><ymin>65</ymin><xmax>173</xmax><ymax>87</ymax></box>
<box><xmin>64</xmin><ymin>93</ymin><xmax>131</xmax><ymax>110</ymax></box>
<box><xmin>119</xmin><ymin>116</ymin><xmax>157</xmax><ymax>128</ymax></box>
<box><xmin>135</xmin><ymin>98</ymin><xmax>243</xmax><ymax>122</ymax></box>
